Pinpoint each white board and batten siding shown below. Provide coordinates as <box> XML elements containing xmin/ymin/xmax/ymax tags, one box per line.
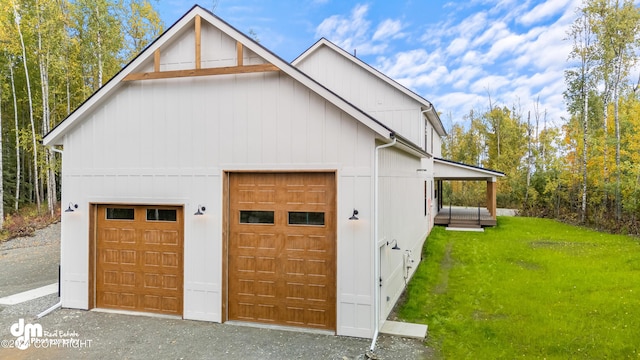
<box><xmin>377</xmin><ymin>146</ymin><xmax>430</xmax><ymax>320</ymax></box>
<box><xmin>295</xmin><ymin>44</ymin><xmax>428</xmax><ymax>148</ymax></box>
<box><xmin>60</xmin><ymin>62</ymin><xmax>380</xmax><ymax>338</ymax></box>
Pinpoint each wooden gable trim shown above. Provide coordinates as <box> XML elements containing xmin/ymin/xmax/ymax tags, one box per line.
<box><xmin>122</xmin><ymin>63</ymin><xmax>280</xmax><ymax>81</ymax></box>
<box><xmin>154</xmin><ymin>49</ymin><xmax>160</xmax><ymax>72</ymax></box>
<box><xmin>123</xmin><ymin>15</ymin><xmax>278</xmax><ymax>82</ymax></box>
<box><xmin>195</xmin><ymin>15</ymin><xmax>202</xmax><ymax>69</ymax></box>
<box><xmin>237</xmin><ymin>42</ymin><xmax>243</xmax><ymax>66</ymax></box>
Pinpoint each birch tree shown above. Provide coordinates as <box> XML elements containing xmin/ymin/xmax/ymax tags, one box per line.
<box><xmin>588</xmin><ymin>0</ymin><xmax>640</xmax><ymax>219</ymax></box>
<box><xmin>8</xmin><ymin>64</ymin><xmax>20</xmax><ymax>211</ymax></box>
<box><xmin>11</xmin><ymin>0</ymin><xmax>41</xmax><ymax>210</ymax></box>
<box><xmin>566</xmin><ymin>7</ymin><xmax>597</xmax><ymax>223</ymax></box>
<box><xmin>0</xmin><ymin>78</ymin><xmax>4</xmax><ymax>229</ymax></box>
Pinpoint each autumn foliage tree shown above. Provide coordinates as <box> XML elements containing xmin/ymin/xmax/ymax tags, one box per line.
<box><xmin>442</xmin><ymin>0</ymin><xmax>640</xmax><ymax>235</ymax></box>
<box><xmin>0</xmin><ymin>0</ymin><xmax>163</xmax><ymax>227</ymax></box>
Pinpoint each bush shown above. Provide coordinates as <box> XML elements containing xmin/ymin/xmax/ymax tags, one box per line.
<box><xmin>0</xmin><ymin>205</ymin><xmax>61</xmax><ymax>241</ymax></box>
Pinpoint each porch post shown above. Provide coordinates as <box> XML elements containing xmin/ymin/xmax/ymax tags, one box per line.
<box><xmin>486</xmin><ymin>179</ymin><xmax>497</xmax><ymax>219</ymax></box>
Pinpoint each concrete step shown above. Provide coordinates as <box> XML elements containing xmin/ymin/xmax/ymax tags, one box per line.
<box><xmin>380</xmin><ymin>320</ymin><xmax>428</xmax><ymax>340</ymax></box>
<box><xmin>448</xmin><ymin>222</ymin><xmax>482</xmax><ymax>228</ymax></box>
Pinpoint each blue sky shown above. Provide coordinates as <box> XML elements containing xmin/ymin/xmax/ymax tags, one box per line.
<box><xmin>157</xmin><ymin>1</ymin><xmax>582</xmax><ymax>129</ymax></box>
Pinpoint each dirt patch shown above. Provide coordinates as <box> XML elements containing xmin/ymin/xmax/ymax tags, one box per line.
<box><xmin>529</xmin><ymin>241</ymin><xmax>597</xmax><ymax>248</ymax></box>
<box><xmin>511</xmin><ymin>259</ymin><xmax>543</xmax><ymax>271</ymax></box>
<box><xmin>433</xmin><ymin>242</ymin><xmax>454</xmax><ymax>295</ymax></box>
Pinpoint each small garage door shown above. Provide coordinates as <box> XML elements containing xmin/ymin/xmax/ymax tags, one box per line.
<box><xmin>96</xmin><ymin>205</ymin><xmax>183</xmax><ymax>316</ymax></box>
<box><xmin>228</xmin><ymin>172</ymin><xmax>336</xmax><ymax>330</ymax></box>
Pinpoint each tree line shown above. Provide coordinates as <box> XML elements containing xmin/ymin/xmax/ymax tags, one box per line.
<box><xmin>0</xmin><ymin>0</ymin><xmax>163</xmax><ymax>229</ymax></box>
<box><xmin>442</xmin><ymin>0</ymin><xmax>640</xmax><ymax>235</ymax></box>
<box><xmin>1</xmin><ymin>0</ymin><xmax>639</xmax><ymax>236</ymax></box>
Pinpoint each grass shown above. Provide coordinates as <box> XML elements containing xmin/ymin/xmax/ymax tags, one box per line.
<box><xmin>397</xmin><ymin>216</ymin><xmax>640</xmax><ymax>359</ymax></box>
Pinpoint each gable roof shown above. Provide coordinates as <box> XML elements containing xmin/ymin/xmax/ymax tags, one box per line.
<box><xmin>43</xmin><ymin>5</ymin><xmax>427</xmax><ymax>158</ymax></box>
<box><xmin>292</xmin><ymin>38</ymin><xmax>447</xmax><ymax>137</ymax></box>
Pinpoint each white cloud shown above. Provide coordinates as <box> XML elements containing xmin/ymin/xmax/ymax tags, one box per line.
<box><xmin>471</xmin><ymin>21</ymin><xmax>510</xmax><ymax>48</ymax></box>
<box><xmin>315</xmin><ymin>4</ymin><xmax>382</xmax><ymax>55</ymax></box>
<box><xmin>448</xmin><ymin>66</ymin><xmax>484</xmax><ymax>89</ymax></box>
<box><xmin>316</xmin><ymin>5</ymin><xmax>369</xmax><ymax>42</ymax></box>
<box><xmin>315</xmin><ymin>4</ymin><xmax>409</xmax><ymax>56</ymax></box>
<box><xmin>447</xmin><ymin>38</ymin><xmax>469</xmax><ymax>56</ymax></box>
<box><xmin>519</xmin><ymin>0</ymin><xmax>573</xmax><ymax>26</ymax></box>
<box><xmin>377</xmin><ymin>49</ymin><xmax>442</xmax><ymax>78</ymax></box>
<box><xmin>470</xmin><ymin>75</ymin><xmax>511</xmax><ymax>93</ymax></box>
<box><xmin>373</xmin><ymin>19</ymin><xmax>404</xmax><ymax>41</ymax></box>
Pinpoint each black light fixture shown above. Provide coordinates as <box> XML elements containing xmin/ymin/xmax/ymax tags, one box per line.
<box><xmin>194</xmin><ymin>205</ymin><xmax>206</xmax><ymax>216</ymax></box>
<box><xmin>387</xmin><ymin>239</ymin><xmax>401</xmax><ymax>250</ymax></box>
<box><xmin>349</xmin><ymin>209</ymin><xmax>359</xmax><ymax>220</ymax></box>
<box><xmin>65</xmin><ymin>202</ymin><xmax>78</xmax><ymax>212</ymax></box>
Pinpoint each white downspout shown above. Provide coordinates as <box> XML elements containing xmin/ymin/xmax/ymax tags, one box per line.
<box><xmin>421</xmin><ymin>105</ymin><xmax>434</xmax><ymax>152</ymax></box>
<box><xmin>369</xmin><ymin>135</ymin><xmax>397</xmax><ymax>353</ymax></box>
<box><xmin>36</xmin><ymin>301</ymin><xmax>62</xmax><ymax>319</ymax></box>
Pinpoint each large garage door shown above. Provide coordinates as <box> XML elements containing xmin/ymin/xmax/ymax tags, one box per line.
<box><xmin>96</xmin><ymin>205</ymin><xmax>183</xmax><ymax>316</ymax></box>
<box><xmin>228</xmin><ymin>172</ymin><xmax>336</xmax><ymax>330</ymax></box>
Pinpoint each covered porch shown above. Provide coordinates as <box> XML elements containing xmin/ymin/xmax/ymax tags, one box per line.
<box><xmin>433</xmin><ymin>158</ymin><xmax>505</xmax><ymax>228</ymax></box>
<box><xmin>434</xmin><ymin>206</ymin><xmax>496</xmax><ymax>227</ymax></box>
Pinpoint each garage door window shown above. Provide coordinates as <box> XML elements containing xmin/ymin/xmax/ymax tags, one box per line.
<box><xmin>147</xmin><ymin>209</ymin><xmax>177</xmax><ymax>222</ymax></box>
<box><xmin>240</xmin><ymin>210</ymin><xmax>274</xmax><ymax>224</ymax></box>
<box><xmin>288</xmin><ymin>211</ymin><xmax>325</xmax><ymax>226</ymax></box>
<box><xmin>106</xmin><ymin>208</ymin><xmax>135</xmax><ymax>220</ymax></box>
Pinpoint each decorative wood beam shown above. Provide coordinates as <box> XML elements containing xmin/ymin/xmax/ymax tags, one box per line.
<box><xmin>195</xmin><ymin>15</ymin><xmax>201</xmax><ymax>69</ymax></box>
<box><xmin>237</xmin><ymin>42</ymin><xmax>243</xmax><ymax>67</ymax></box>
<box><xmin>154</xmin><ymin>49</ymin><xmax>160</xmax><ymax>72</ymax></box>
<box><xmin>122</xmin><ymin>64</ymin><xmax>280</xmax><ymax>82</ymax></box>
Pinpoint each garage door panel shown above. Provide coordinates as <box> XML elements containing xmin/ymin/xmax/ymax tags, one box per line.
<box><xmin>101</xmin><ymin>227</ymin><xmax>137</xmax><ymax>244</ymax></box>
<box><xmin>256</xmin><ymin>280</ymin><xmax>276</xmax><ymax>297</ymax></box>
<box><xmin>96</xmin><ymin>205</ymin><xmax>183</xmax><ymax>316</ymax></box>
<box><xmin>236</xmin><ymin>232</ymin><xmax>279</xmax><ymax>250</ymax></box>
<box><xmin>161</xmin><ymin>252</ymin><xmax>180</xmax><ymax>267</ymax></box>
<box><xmin>255</xmin><ymin>256</ymin><xmax>277</xmax><ymax>274</ymax></box>
<box><xmin>233</xmin><ymin>255</ymin><xmax>257</xmax><ymax>273</ymax></box>
<box><xmin>143</xmin><ymin>229</ymin><xmax>180</xmax><ymax>245</ymax></box>
<box><xmin>229</xmin><ymin>172</ymin><xmax>336</xmax><ymax>330</ymax></box>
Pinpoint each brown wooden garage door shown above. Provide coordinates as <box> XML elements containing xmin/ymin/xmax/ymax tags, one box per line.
<box><xmin>96</xmin><ymin>205</ymin><xmax>183</xmax><ymax>316</ymax></box>
<box><xmin>228</xmin><ymin>172</ymin><xmax>336</xmax><ymax>330</ymax></box>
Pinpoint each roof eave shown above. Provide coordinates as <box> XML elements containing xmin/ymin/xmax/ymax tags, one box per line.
<box><xmin>433</xmin><ymin>157</ymin><xmax>505</xmax><ymax>179</ymax></box>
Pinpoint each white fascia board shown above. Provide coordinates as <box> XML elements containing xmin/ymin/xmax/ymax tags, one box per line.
<box><xmin>434</xmin><ymin>158</ymin><xmax>505</xmax><ymax>179</ymax></box>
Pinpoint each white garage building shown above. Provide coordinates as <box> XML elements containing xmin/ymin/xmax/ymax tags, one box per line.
<box><xmin>43</xmin><ymin>5</ymin><xmax>496</xmax><ymax>339</ymax></box>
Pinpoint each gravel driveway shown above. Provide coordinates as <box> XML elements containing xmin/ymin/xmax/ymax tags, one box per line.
<box><xmin>0</xmin><ymin>223</ymin><xmax>435</xmax><ymax>359</ymax></box>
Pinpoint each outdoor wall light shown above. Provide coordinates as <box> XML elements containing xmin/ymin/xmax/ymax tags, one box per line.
<box><xmin>194</xmin><ymin>205</ymin><xmax>206</xmax><ymax>216</ymax></box>
<box><xmin>387</xmin><ymin>239</ymin><xmax>401</xmax><ymax>250</ymax></box>
<box><xmin>65</xmin><ymin>202</ymin><xmax>78</xmax><ymax>212</ymax></box>
<box><xmin>349</xmin><ymin>209</ymin><xmax>359</xmax><ymax>220</ymax></box>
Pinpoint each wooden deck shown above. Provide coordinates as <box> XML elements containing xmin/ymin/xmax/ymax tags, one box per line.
<box><xmin>434</xmin><ymin>206</ymin><xmax>497</xmax><ymax>228</ymax></box>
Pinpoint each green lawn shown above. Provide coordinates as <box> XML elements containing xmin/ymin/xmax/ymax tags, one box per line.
<box><xmin>397</xmin><ymin>217</ymin><xmax>640</xmax><ymax>359</ymax></box>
